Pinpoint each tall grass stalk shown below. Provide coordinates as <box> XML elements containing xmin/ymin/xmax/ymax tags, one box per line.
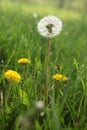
<box><xmin>0</xmin><ymin>90</ymin><xmax>3</xmax><ymax>115</ymax></box>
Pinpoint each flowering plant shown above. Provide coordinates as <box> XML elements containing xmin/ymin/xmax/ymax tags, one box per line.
<box><xmin>4</xmin><ymin>70</ymin><xmax>21</xmax><ymax>83</ymax></box>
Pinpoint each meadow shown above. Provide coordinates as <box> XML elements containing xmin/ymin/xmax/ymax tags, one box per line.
<box><xmin>0</xmin><ymin>0</ymin><xmax>87</xmax><ymax>130</ymax></box>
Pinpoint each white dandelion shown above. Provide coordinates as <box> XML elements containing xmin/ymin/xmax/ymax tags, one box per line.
<box><xmin>35</xmin><ymin>100</ymin><xmax>45</xmax><ymax>111</ymax></box>
<box><xmin>37</xmin><ymin>16</ymin><xmax>62</xmax><ymax>104</ymax></box>
<box><xmin>32</xmin><ymin>12</ymin><xmax>38</xmax><ymax>19</ymax></box>
<box><xmin>37</xmin><ymin>15</ymin><xmax>62</xmax><ymax>38</ymax></box>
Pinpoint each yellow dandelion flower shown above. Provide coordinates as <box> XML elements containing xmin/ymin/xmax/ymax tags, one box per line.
<box><xmin>4</xmin><ymin>70</ymin><xmax>21</xmax><ymax>83</ymax></box>
<box><xmin>18</xmin><ymin>58</ymin><xmax>31</xmax><ymax>64</ymax></box>
<box><xmin>53</xmin><ymin>74</ymin><xmax>68</xmax><ymax>81</ymax></box>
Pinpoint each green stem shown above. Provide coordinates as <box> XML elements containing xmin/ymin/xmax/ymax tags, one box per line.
<box><xmin>6</xmin><ymin>85</ymin><xmax>11</xmax><ymax>104</ymax></box>
<box><xmin>44</xmin><ymin>37</ymin><xmax>51</xmax><ymax>103</ymax></box>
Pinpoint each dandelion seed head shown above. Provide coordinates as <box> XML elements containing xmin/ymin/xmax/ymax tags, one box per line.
<box><xmin>37</xmin><ymin>16</ymin><xmax>62</xmax><ymax>37</ymax></box>
<box><xmin>40</xmin><ymin>112</ymin><xmax>44</xmax><ymax>117</ymax></box>
<box><xmin>35</xmin><ymin>100</ymin><xmax>45</xmax><ymax>111</ymax></box>
<box><xmin>33</xmin><ymin>12</ymin><xmax>38</xmax><ymax>18</ymax></box>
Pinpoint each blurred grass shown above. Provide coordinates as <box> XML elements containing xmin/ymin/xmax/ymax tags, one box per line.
<box><xmin>0</xmin><ymin>0</ymin><xmax>87</xmax><ymax>130</ymax></box>
<box><xmin>0</xmin><ymin>0</ymin><xmax>81</xmax><ymax>20</ymax></box>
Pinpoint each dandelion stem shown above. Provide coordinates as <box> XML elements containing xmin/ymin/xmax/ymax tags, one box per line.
<box><xmin>44</xmin><ymin>37</ymin><xmax>51</xmax><ymax>103</ymax></box>
<box><xmin>7</xmin><ymin>86</ymin><xmax>11</xmax><ymax>103</ymax></box>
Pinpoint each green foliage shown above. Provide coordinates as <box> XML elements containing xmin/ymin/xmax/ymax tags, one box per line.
<box><xmin>0</xmin><ymin>1</ymin><xmax>87</xmax><ymax>130</ymax></box>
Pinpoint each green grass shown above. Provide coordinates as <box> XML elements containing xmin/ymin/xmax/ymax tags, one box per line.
<box><xmin>0</xmin><ymin>1</ymin><xmax>87</xmax><ymax>130</ymax></box>
<box><xmin>0</xmin><ymin>0</ymin><xmax>81</xmax><ymax>20</ymax></box>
